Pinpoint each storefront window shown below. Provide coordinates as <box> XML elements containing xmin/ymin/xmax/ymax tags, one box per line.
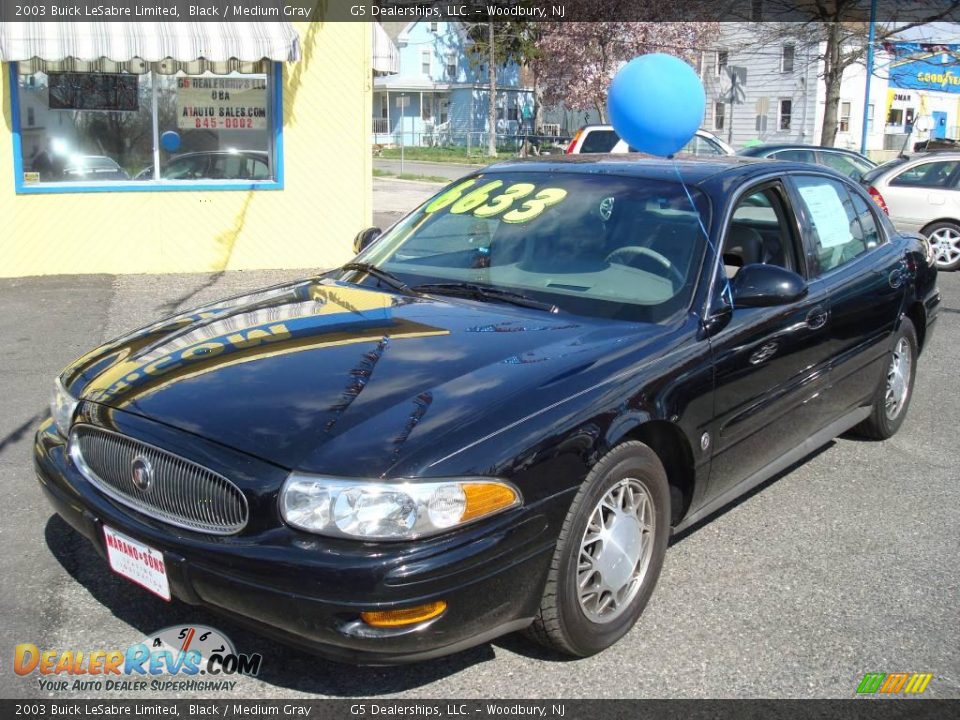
<box><xmin>13</xmin><ymin>63</ymin><xmax>279</xmax><ymax>191</ymax></box>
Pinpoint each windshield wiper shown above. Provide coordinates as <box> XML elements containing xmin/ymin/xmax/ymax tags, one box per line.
<box><xmin>413</xmin><ymin>282</ymin><xmax>559</xmax><ymax>313</ymax></box>
<box><xmin>340</xmin><ymin>262</ymin><xmax>416</xmax><ymax>296</ymax></box>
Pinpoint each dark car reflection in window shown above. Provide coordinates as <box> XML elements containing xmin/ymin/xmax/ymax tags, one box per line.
<box><xmin>134</xmin><ymin>151</ymin><xmax>270</xmax><ymax>181</ymax></box>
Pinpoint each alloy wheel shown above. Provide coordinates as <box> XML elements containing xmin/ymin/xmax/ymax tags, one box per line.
<box><xmin>928</xmin><ymin>226</ymin><xmax>960</xmax><ymax>268</ymax></box>
<box><xmin>885</xmin><ymin>337</ymin><xmax>913</xmax><ymax>421</ymax></box>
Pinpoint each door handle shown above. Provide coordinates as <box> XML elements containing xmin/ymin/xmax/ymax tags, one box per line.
<box><xmin>806</xmin><ymin>307</ymin><xmax>829</xmax><ymax>330</ymax></box>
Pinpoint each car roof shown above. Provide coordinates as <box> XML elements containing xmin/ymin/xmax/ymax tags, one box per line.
<box><xmin>895</xmin><ymin>151</ymin><xmax>960</xmax><ymax>160</ymax></box>
<box><xmin>481</xmin><ymin>153</ymin><xmax>830</xmax><ymax>185</ymax></box>
<box><xmin>579</xmin><ymin>124</ymin><xmax>715</xmax><ymax>137</ymax></box>
<box><xmin>172</xmin><ymin>150</ymin><xmax>268</xmax><ymax>158</ymax></box>
<box><xmin>739</xmin><ymin>144</ymin><xmax>865</xmax><ymax>157</ymax></box>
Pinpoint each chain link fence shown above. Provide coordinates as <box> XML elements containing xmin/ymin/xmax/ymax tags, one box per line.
<box><xmin>372</xmin><ymin>129</ymin><xmax>572</xmax><ymax>160</ymax></box>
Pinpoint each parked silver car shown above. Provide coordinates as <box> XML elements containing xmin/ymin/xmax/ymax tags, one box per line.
<box><xmin>863</xmin><ymin>152</ymin><xmax>960</xmax><ymax>270</ymax></box>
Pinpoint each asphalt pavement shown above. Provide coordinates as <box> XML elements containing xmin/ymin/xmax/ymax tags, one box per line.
<box><xmin>372</xmin><ymin>176</ymin><xmax>443</xmax><ymax>231</ymax></box>
<box><xmin>1</xmin><ymin>267</ymin><xmax>958</xmax><ymax>700</ymax></box>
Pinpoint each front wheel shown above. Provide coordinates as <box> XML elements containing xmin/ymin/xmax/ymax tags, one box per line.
<box><xmin>852</xmin><ymin>318</ymin><xmax>918</xmax><ymax>440</ymax></box>
<box><xmin>525</xmin><ymin>442</ymin><xmax>670</xmax><ymax>657</ymax></box>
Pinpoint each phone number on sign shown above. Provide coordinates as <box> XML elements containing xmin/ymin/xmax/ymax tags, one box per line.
<box><xmin>190</xmin><ymin>117</ymin><xmax>258</xmax><ymax>130</ymax></box>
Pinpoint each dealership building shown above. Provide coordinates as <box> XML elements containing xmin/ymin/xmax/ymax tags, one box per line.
<box><xmin>0</xmin><ymin>21</ymin><xmax>371</xmax><ymax>277</ymax></box>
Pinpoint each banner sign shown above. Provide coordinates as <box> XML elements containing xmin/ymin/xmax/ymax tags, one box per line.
<box><xmin>886</xmin><ymin>42</ymin><xmax>960</xmax><ymax>94</ymax></box>
<box><xmin>176</xmin><ymin>76</ymin><xmax>267</xmax><ymax>130</ymax></box>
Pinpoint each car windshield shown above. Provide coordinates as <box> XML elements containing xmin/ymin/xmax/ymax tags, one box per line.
<box><xmin>357</xmin><ymin>171</ymin><xmax>712</xmax><ymax>323</ymax></box>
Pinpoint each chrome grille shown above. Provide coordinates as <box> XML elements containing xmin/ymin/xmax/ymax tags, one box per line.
<box><xmin>70</xmin><ymin>425</ymin><xmax>248</xmax><ymax>535</ymax></box>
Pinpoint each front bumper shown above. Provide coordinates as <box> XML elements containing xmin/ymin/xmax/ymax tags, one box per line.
<box><xmin>33</xmin><ymin>415</ymin><xmax>559</xmax><ymax>665</ymax></box>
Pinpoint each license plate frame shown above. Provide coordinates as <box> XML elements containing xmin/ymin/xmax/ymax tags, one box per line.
<box><xmin>102</xmin><ymin>525</ymin><xmax>171</xmax><ymax>601</ymax></box>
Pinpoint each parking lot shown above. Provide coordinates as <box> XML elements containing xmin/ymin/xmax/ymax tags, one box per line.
<box><xmin>1</xmin><ymin>256</ymin><xmax>957</xmax><ymax>700</ymax></box>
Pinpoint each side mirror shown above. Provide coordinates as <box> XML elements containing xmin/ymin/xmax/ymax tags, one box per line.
<box><xmin>730</xmin><ymin>264</ymin><xmax>808</xmax><ymax>308</ymax></box>
<box><xmin>353</xmin><ymin>227</ymin><xmax>382</xmax><ymax>254</ymax></box>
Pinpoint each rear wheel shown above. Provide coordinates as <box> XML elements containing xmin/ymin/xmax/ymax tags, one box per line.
<box><xmin>525</xmin><ymin>442</ymin><xmax>670</xmax><ymax>657</ymax></box>
<box><xmin>922</xmin><ymin>221</ymin><xmax>960</xmax><ymax>270</ymax></box>
<box><xmin>853</xmin><ymin>318</ymin><xmax>918</xmax><ymax>440</ymax></box>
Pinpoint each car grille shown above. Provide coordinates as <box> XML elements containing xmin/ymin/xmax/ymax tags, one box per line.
<box><xmin>70</xmin><ymin>425</ymin><xmax>248</xmax><ymax>535</ymax></box>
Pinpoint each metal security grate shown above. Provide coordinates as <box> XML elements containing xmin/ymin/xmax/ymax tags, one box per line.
<box><xmin>70</xmin><ymin>425</ymin><xmax>248</xmax><ymax>535</ymax></box>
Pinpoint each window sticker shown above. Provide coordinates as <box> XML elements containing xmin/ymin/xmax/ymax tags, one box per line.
<box><xmin>425</xmin><ymin>181</ymin><xmax>568</xmax><ymax>223</ymax></box>
<box><xmin>797</xmin><ymin>183</ymin><xmax>852</xmax><ymax>248</ymax></box>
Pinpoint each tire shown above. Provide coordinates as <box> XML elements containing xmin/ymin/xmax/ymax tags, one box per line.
<box><xmin>922</xmin><ymin>221</ymin><xmax>960</xmax><ymax>271</ymax></box>
<box><xmin>852</xmin><ymin>318</ymin><xmax>918</xmax><ymax>440</ymax></box>
<box><xmin>525</xmin><ymin>441</ymin><xmax>671</xmax><ymax>657</ymax></box>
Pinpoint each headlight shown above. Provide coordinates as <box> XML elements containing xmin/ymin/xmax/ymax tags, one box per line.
<box><xmin>280</xmin><ymin>475</ymin><xmax>522</xmax><ymax>540</ymax></box>
<box><xmin>50</xmin><ymin>376</ymin><xmax>78</xmax><ymax>437</ymax></box>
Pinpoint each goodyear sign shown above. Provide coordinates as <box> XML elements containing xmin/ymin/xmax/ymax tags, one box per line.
<box><xmin>887</xmin><ymin>42</ymin><xmax>960</xmax><ymax>93</ymax></box>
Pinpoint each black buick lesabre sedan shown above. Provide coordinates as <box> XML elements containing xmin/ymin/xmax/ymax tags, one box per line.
<box><xmin>35</xmin><ymin>156</ymin><xmax>939</xmax><ymax>664</ymax></box>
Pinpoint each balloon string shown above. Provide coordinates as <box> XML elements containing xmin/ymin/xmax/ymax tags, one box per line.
<box><xmin>671</xmin><ymin>160</ymin><xmax>733</xmax><ymax>307</ymax></box>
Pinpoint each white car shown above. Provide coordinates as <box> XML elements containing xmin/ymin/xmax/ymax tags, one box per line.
<box><xmin>565</xmin><ymin>124</ymin><xmax>735</xmax><ymax>157</ymax></box>
<box><xmin>862</xmin><ymin>152</ymin><xmax>960</xmax><ymax>270</ymax></box>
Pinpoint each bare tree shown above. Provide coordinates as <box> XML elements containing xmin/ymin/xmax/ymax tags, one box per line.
<box><xmin>748</xmin><ymin>1</ymin><xmax>960</xmax><ymax>146</ymax></box>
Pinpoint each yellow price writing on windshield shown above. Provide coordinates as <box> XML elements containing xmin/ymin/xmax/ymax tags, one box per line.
<box><xmin>424</xmin><ymin>181</ymin><xmax>567</xmax><ymax>223</ymax></box>
<box><xmin>502</xmin><ymin>187</ymin><xmax>568</xmax><ymax>224</ymax></box>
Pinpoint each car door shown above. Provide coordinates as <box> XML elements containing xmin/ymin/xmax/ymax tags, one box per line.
<box><xmin>882</xmin><ymin>159</ymin><xmax>960</xmax><ymax>230</ymax></box>
<box><xmin>786</xmin><ymin>174</ymin><xmax>906</xmax><ymax>418</ymax></box>
<box><xmin>705</xmin><ymin>179</ymin><xmax>834</xmax><ymax>501</ymax></box>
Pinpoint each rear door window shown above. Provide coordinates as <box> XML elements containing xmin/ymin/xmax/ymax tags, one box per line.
<box><xmin>792</xmin><ymin>176</ymin><xmax>871</xmax><ymax>275</ymax></box>
<box><xmin>771</xmin><ymin>149</ymin><xmax>818</xmax><ymax>163</ymax></box>
<box><xmin>890</xmin><ymin>161</ymin><xmax>960</xmax><ymax>188</ymax></box>
<box><xmin>820</xmin><ymin>152</ymin><xmax>871</xmax><ymax>179</ymax></box>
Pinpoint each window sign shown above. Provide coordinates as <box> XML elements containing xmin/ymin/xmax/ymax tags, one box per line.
<box><xmin>797</xmin><ymin>182</ymin><xmax>853</xmax><ymax>248</ymax></box>
<box><xmin>14</xmin><ymin>64</ymin><xmax>278</xmax><ymax>191</ymax></box>
<box><xmin>176</xmin><ymin>76</ymin><xmax>268</xmax><ymax>131</ymax></box>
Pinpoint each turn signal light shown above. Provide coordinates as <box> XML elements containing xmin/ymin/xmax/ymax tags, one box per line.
<box><xmin>360</xmin><ymin>601</ymin><xmax>447</xmax><ymax>628</ymax></box>
<box><xmin>868</xmin><ymin>186</ymin><xmax>889</xmax><ymax>215</ymax></box>
<box><xmin>461</xmin><ymin>483</ymin><xmax>519</xmax><ymax>522</ymax></box>
<box><xmin>565</xmin><ymin>129</ymin><xmax>583</xmax><ymax>154</ymax></box>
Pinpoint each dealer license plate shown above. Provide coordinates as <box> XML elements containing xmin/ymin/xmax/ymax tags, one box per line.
<box><xmin>103</xmin><ymin>525</ymin><xmax>171</xmax><ymax>601</ymax></box>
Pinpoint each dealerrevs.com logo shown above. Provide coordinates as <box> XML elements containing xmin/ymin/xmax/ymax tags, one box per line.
<box><xmin>14</xmin><ymin>625</ymin><xmax>262</xmax><ymax>693</ymax></box>
<box><xmin>856</xmin><ymin>672</ymin><xmax>933</xmax><ymax>695</ymax></box>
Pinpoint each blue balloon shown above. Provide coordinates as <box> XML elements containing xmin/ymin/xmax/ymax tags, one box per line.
<box><xmin>607</xmin><ymin>54</ymin><xmax>706</xmax><ymax>157</ymax></box>
<box><xmin>160</xmin><ymin>131</ymin><xmax>181</xmax><ymax>153</ymax></box>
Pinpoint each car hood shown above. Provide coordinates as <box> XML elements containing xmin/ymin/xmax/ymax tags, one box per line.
<box><xmin>66</xmin><ymin>279</ymin><xmax>664</xmax><ymax>476</ymax></box>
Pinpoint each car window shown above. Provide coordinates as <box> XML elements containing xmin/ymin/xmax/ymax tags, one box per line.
<box><xmin>361</xmin><ymin>172</ymin><xmax>712</xmax><ymax>323</ymax></box>
<box><xmin>723</xmin><ymin>186</ymin><xmax>797</xmax><ymax>277</ymax></box>
<box><xmin>771</xmin><ymin>149</ymin><xmax>817</xmax><ymax>163</ymax></box>
<box><xmin>251</xmin><ymin>158</ymin><xmax>270</xmax><ymax>179</ymax></box>
<box><xmin>862</xmin><ymin>156</ymin><xmax>909</xmax><ymax>184</ymax></box>
<box><xmin>890</xmin><ymin>161</ymin><xmax>960</xmax><ymax>188</ymax></box>
<box><xmin>579</xmin><ymin>130</ymin><xmax>620</xmax><ymax>153</ymax></box>
<box><xmin>685</xmin><ymin>135</ymin><xmax>725</xmax><ymax>156</ymax></box>
<box><xmin>848</xmin><ymin>190</ymin><xmax>882</xmax><ymax>249</ymax></box>
<box><xmin>793</xmin><ymin>176</ymin><xmax>870</xmax><ymax>275</ymax></box>
<box><xmin>820</xmin><ymin>152</ymin><xmax>869</xmax><ymax>179</ymax></box>
<box><xmin>163</xmin><ymin>155</ymin><xmax>208</xmax><ymax>179</ymax></box>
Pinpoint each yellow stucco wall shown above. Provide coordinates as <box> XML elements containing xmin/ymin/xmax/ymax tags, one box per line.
<box><xmin>0</xmin><ymin>22</ymin><xmax>370</xmax><ymax>277</ymax></box>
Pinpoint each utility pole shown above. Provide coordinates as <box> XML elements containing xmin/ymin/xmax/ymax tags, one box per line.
<box><xmin>860</xmin><ymin>0</ymin><xmax>878</xmax><ymax>155</ymax></box>
<box><xmin>487</xmin><ymin>21</ymin><xmax>497</xmax><ymax>157</ymax></box>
